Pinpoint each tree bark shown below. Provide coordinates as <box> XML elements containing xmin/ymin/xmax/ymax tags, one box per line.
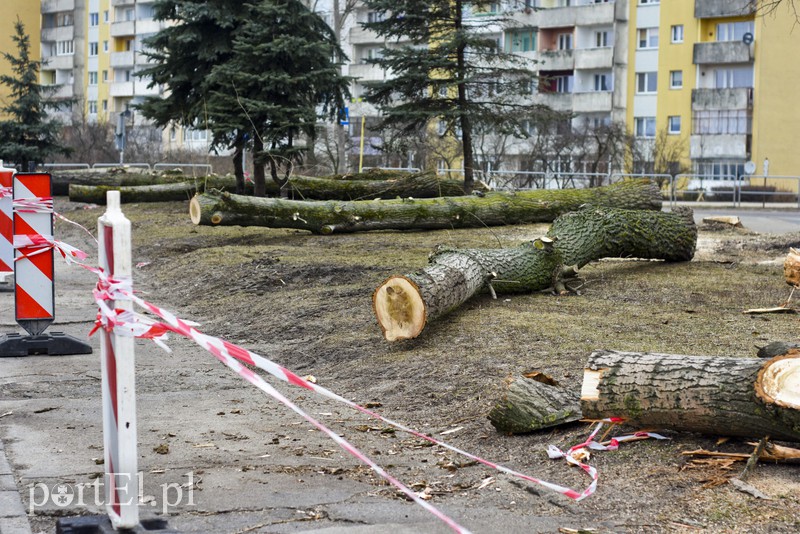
<box><xmin>488</xmin><ymin>374</ymin><xmax>582</xmax><ymax>434</ymax></box>
<box><xmin>547</xmin><ymin>205</ymin><xmax>697</xmax><ymax>268</ymax></box>
<box><xmin>189</xmin><ymin>178</ymin><xmax>662</xmax><ymax>233</ymax></box>
<box><xmin>68</xmin><ymin>172</ymin><xmax>481</xmax><ymax>204</ymax></box>
<box><xmin>581</xmin><ymin>350</ymin><xmax>800</xmax><ymax>442</ymax></box>
<box><xmin>372</xmin><ymin>206</ymin><xmax>695</xmax><ymax>341</ymax></box>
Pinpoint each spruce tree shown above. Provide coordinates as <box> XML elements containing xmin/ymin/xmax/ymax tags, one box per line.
<box><xmin>363</xmin><ymin>0</ymin><xmax>536</xmax><ymax>193</ymax></box>
<box><xmin>0</xmin><ymin>19</ymin><xmax>70</xmax><ymax>170</ymax></box>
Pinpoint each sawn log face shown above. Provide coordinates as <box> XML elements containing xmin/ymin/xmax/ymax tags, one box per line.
<box><xmin>581</xmin><ymin>350</ymin><xmax>800</xmax><ymax>442</ymax></box>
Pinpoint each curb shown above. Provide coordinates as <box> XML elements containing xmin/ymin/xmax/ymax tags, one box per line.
<box><xmin>0</xmin><ymin>439</ymin><xmax>32</xmax><ymax>534</ymax></box>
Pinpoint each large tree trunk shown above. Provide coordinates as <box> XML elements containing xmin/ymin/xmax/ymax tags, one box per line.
<box><xmin>488</xmin><ymin>374</ymin><xmax>582</xmax><ymax>434</ymax></box>
<box><xmin>581</xmin><ymin>350</ymin><xmax>800</xmax><ymax>442</ymax></box>
<box><xmin>372</xmin><ymin>206</ymin><xmax>695</xmax><ymax>341</ymax></box>
<box><xmin>547</xmin><ymin>206</ymin><xmax>697</xmax><ymax>268</ymax></box>
<box><xmin>69</xmin><ymin>172</ymin><xmax>481</xmax><ymax>204</ymax></box>
<box><xmin>189</xmin><ymin>179</ymin><xmax>662</xmax><ymax>233</ymax></box>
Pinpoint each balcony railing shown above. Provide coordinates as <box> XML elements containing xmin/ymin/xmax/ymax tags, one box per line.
<box><xmin>691</xmin><ymin>87</ymin><xmax>753</xmax><ymax>111</ymax></box>
<box><xmin>538</xmin><ymin>49</ymin><xmax>575</xmax><ymax>71</ymax></box>
<box><xmin>41</xmin><ymin>0</ymin><xmax>75</xmax><ymax>13</ymax></box>
<box><xmin>695</xmin><ymin>0</ymin><xmax>755</xmax><ymax>19</ymax></box>
<box><xmin>574</xmin><ymin>47</ymin><xmax>613</xmax><ymax>70</ymax></box>
<box><xmin>690</xmin><ymin>134</ymin><xmax>749</xmax><ymax>160</ymax></box>
<box><xmin>693</xmin><ymin>41</ymin><xmax>753</xmax><ymax>65</ymax></box>
<box><xmin>572</xmin><ymin>91</ymin><xmax>613</xmax><ymax>113</ymax></box>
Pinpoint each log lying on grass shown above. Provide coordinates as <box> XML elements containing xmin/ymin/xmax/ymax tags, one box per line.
<box><xmin>70</xmin><ymin>171</ymin><xmax>481</xmax><ymax>204</ymax></box>
<box><xmin>581</xmin><ymin>350</ymin><xmax>800</xmax><ymax>442</ymax></box>
<box><xmin>372</xmin><ymin>206</ymin><xmax>696</xmax><ymax>341</ymax></box>
<box><xmin>190</xmin><ymin>179</ymin><xmax>662</xmax><ymax>233</ymax></box>
<box><xmin>488</xmin><ymin>374</ymin><xmax>582</xmax><ymax>434</ymax></box>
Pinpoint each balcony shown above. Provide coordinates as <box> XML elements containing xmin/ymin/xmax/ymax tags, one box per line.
<box><xmin>538</xmin><ymin>2</ymin><xmax>615</xmax><ymax>29</ymax></box>
<box><xmin>110</xmin><ymin>51</ymin><xmax>134</xmax><ymax>68</ymax></box>
<box><xmin>110</xmin><ymin>20</ymin><xmax>136</xmax><ymax>38</ymax></box>
<box><xmin>692</xmin><ymin>88</ymin><xmax>753</xmax><ymax>111</ymax></box>
<box><xmin>575</xmin><ymin>47</ymin><xmax>613</xmax><ymax>70</ymax></box>
<box><xmin>349</xmin><ymin>25</ymin><xmax>382</xmax><ymax>44</ymax></box>
<box><xmin>41</xmin><ymin>0</ymin><xmax>75</xmax><ymax>13</ymax></box>
<box><xmin>690</xmin><ymin>134</ymin><xmax>749</xmax><ymax>159</ymax></box>
<box><xmin>695</xmin><ymin>0</ymin><xmax>755</xmax><ymax>19</ymax></box>
<box><xmin>136</xmin><ymin>19</ymin><xmax>163</xmax><ymax>35</ymax></box>
<box><xmin>348</xmin><ymin>63</ymin><xmax>388</xmax><ymax>83</ymax></box>
<box><xmin>538</xmin><ymin>49</ymin><xmax>574</xmax><ymax>71</ymax></box>
<box><xmin>46</xmin><ymin>84</ymin><xmax>75</xmax><ymax>100</ymax></box>
<box><xmin>537</xmin><ymin>93</ymin><xmax>573</xmax><ymax>112</ymax></box>
<box><xmin>41</xmin><ymin>55</ymin><xmax>74</xmax><ymax>70</ymax></box>
<box><xmin>109</xmin><ymin>82</ymin><xmax>133</xmax><ymax>97</ymax></box>
<box><xmin>134</xmin><ymin>80</ymin><xmax>161</xmax><ymax>96</ymax></box>
<box><xmin>41</xmin><ymin>26</ymin><xmax>74</xmax><ymax>43</ymax></box>
<box><xmin>572</xmin><ymin>91</ymin><xmax>612</xmax><ymax>113</ymax></box>
<box><xmin>693</xmin><ymin>41</ymin><xmax>753</xmax><ymax>65</ymax></box>
<box><xmin>111</xmin><ymin>0</ymin><xmax>136</xmax><ymax>6</ymax></box>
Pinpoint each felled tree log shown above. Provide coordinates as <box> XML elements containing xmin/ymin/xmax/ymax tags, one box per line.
<box><xmin>374</xmin><ymin>238</ymin><xmax>562</xmax><ymax>341</ymax></box>
<box><xmin>581</xmin><ymin>350</ymin><xmax>800</xmax><ymax>442</ymax></box>
<box><xmin>372</xmin><ymin>207</ymin><xmax>696</xmax><ymax>341</ymax></box>
<box><xmin>547</xmin><ymin>206</ymin><xmax>697</xmax><ymax>268</ymax></box>
<box><xmin>69</xmin><ymin>171</ymin><xmax>480</xmax><ymax>204</ymax></box>
<box><xmin>190</xmin><ymin>179</ymin><xmax>662</xmax><ymax>233</ymax></box>
<box><xmin>488</xmin><ymin>374</ymin><xmax>582</xmax><ymax>434</ymax></box>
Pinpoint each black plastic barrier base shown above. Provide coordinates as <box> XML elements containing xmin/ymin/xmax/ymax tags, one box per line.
<box><xmin>56</xmin><ymin>515</ymin><xmax>178</xmax><ymax>533</ymax></box>
<box><xmin>0</xmin><ymin>332</ymin><xmax>93</xmax><ymax>357</ymax></box>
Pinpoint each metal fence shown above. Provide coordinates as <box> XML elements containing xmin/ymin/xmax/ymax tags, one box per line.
<box><xmin>153</xmin><ymin>163</ymin><xmax>213</xmax><ymax>176</ymax></box>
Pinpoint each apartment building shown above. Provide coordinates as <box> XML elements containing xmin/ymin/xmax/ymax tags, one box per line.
<box><xmin>1</xmin><ymin>1</ymin><xmax>43</xmax><ymax>119</ymax></box>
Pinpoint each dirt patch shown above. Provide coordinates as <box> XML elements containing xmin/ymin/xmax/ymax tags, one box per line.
<box><xmin>49</xmin><ymin>199</ymin><xmax>800</xmax><ymax>532</ymax></box>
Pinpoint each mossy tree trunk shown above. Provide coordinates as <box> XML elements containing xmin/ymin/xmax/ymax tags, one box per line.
<box><xmin>488</xmin><ymin>375</ymin><xmax>583</xmax><ymax>434</ymax></box>
<box><xmin>581</xmin><ymin>350</ymin><xmax>800</xmax><ymax>442</ymax></box>
<box><xmin>190</xmin><ymin>179</ymin><xmax>662</xmax><ymax>233</ymax></box>
<box><xmin>372</xmin><ymin>206</ymin><xmax>696</xmax><ymax>341</ymax></box>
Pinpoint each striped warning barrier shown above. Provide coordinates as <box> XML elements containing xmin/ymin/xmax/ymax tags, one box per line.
<box><xmin>97</xmin><ymin>191</ymin><xmax>139</xmax><ymax>529</ymax></box>
<box><xmin>12</xmin><ymin>173</ymin><xmax>54</xmax><ymax>336</ymax></box>
<box><xmin>0</xmin><ymin>160</ymin><xmax>13</xmax><ymax>276</ymax></box>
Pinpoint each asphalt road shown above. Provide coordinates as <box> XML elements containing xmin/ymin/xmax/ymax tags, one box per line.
<box><xmin>683</xmin><ymin>207</ymin><xmax>800</xmax><ymax>234</ymax></box>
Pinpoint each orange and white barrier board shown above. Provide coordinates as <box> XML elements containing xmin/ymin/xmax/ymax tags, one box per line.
<box><xmin>97</xmin><ymin>191</ymin><xmax>139</xmax><ymax>528</ymax></box>
<box><xmin>0</xmin><ymin>160</ymin><xmax>13</xmax><ymax>277</ymax></box>
<box><xmin>13</xmin><ymin>173</ymin><xmax>54</xmax><ymax>335</ymax></box>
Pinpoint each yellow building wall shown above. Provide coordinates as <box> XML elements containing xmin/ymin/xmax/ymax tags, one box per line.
<box><xmin>655</xmin><ymin>0</ymin><xmax>697</xmax><ymax>173</ymax></box>
<box><xmin>751</xmin><ymin>4</ymin><xmax>800</xmax><ymax>183</ymax></box>
<box><xmin>97</xmin><ymin>0</ymin><xmax>111</xmax><ymax>122</ymax></box>
<box><xmin>0</xmin><ymin>1</ymin><xmax>42</xmax><ymax>119</ymax></box>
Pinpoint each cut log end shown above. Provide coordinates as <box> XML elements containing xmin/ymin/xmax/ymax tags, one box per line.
<box><xmin>372</xmin><ymin>276</ymin><xmax>426</xmax><ymax>341</ymax></box>
<box><xmin>189</xmin><ymin>196</ymin><xmax>202</xmax><ymax>225</ymax></box>
<box><xmin>756</xmin><ymin>353</ymin><xmax>800</xmax><ymax>409</ymax></box>
<box><xmin>580</xmin><ymin>368</ymin><xmax>604</xmax><ymax>402</ymax></box>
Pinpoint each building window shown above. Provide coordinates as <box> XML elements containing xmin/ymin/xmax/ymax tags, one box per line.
<box><xmin>716</xmin><ymin>21</ymin><xmax>754</xmax><ymax>42</ymax></box>
<box><xmin>88</xmin><ymin>100</ymin><xmax>98</xmax><ymax>115</ymax></box>
<box><xmin>59</xmin><ymin>13</ymin><xmax>73</xmax><ymax>26</ymax></box>
<box><xmin>557</xmin><ymin>32</ymin><xmax>573</xmax><ymax>51</ymax></box>
<box><xmin>89</xmin><ymin>42</ymin><xmax>98</xmax><ymax>56</ymax></box>
<box><xmin>103</xmin><ymin>41</ymin><xmax>109</xmax><ymax>53</ymax></box>
<box><xmin>102</xmin><ymin>100</ymin><xmax>108</xmax><ymax>112</ymax></box>
<box><xmin>57</xmin><ymin>40</ymin><xmax>74</xmax><ymax>56</ymax></box>
<box><xmin>668</xmin><ymin>116</ymin><xmax>681</xmax><ymax>134</ymax></box>
<box><xmin>88</xmin><ymin>71</ymin><xmax>98</xmax><ymax>85</ymax></box>
<box><xmin>104</xmin><ymin>10</ymin><xmax>109</xmax><ymax>23</ymax></box>
<box><xmin>90</xmin><ymin>12</ymin><xmax>99</xmax><ymax>26</ymax></box>
<box><xmin>639</xmin><ymin>0</ymin><xmax>660</xmax><ymax>4</ymax></box>
<box><xmin>670</xmin><ymin>70</ymin><xmax>683</xmax><ymax>89</ymax></box>
<box><xmin>593</xmin><ymin>73</ymin><xmax>611</xmax><ymax>91</ymax></box>
<box><xmin>102</xmin><ymin>70</ymin><xmax>108</xmax><ymax>82</ymax></box>
<box><xmin>671</xmin><ymin>25</ymin><xmax>684</xmax><ymax>43</ymax></box>
<box><xmin>594</xmin><ymin>30</ymin><xmax>611</xmax><ymax>48</ymax></box>
<box><xmin>634</xmin><ymin>117</ymin><xmax>656</xmax><ymax>138</ymax></box>
<box><xmin>635</xmin><ymin>71</ymin><xmax>658</xmax><ymax>93</ymax></box>
<box><xmin>555</xmin><ymin>75</ymin><xmax>573</xmax><ymax>93</ymax></box>
<box><xmin>508</xmin><ymin>30</ymin><xmax>537</xmax><ymax>52</ymax></box>
<box><xmin>366</xmin><ymin>11</ymin><xmax>384</xmax><ymax>23</ymax></box>
<box><xmin>714</xmin><ymin>67</ymin><xmax>753</xmax><ymax>88</ymax></box>
<box><xmin>693</xmin><ymin>110</ymin><xmax>751</xmax><ymax>135</ymax></box>
<box><xmin>637</xmin><ymin>28</ymin><xmax>658</xmax><ymax>49</ymax></box>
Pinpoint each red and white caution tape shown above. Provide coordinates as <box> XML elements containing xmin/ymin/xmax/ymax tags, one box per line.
<box><xmin>0</xmin><ymin>186</ymin><xmax>11</xmax><ymax>198</ymax></box>
<box><xmin>13</xmin><ymin>196</ymin><xmax>53</xmax><ymax>213</ymax></box>
<box><xmin>14</xmin><ymin>234</ymin><xmax>88</xmax><ymax>264</ymax></box>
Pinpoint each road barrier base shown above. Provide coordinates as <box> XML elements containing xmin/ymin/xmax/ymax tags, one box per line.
<box><xmin>56</xmin><ymin>515</ymin><xmax>178</xmax><ymax>533</ymax></box>
<box><xmin>0</xmin><ymin>332</ymin><xmax>92</xmax><ymax>357</ymax></box>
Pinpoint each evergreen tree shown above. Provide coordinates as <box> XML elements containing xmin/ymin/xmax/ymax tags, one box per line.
<box><xmin>0</xmin><ymin>18</ymin><xmax>70</xmax><ymax>170</ymax></box>
<box><xmin>139</xmin><ymin>0</ymin><xmax>349</xmax><ymax>196</ymax></box>
<box><xmin>363</xmin><ymin>0</ymin><xmax>536</xmax><ymax>193</ymax></box>
<box><xmin>138</xmin><ymin>0</ymin><xmax>249</xmax><ymax>191</ymax></box>
<box><xmin>207</xmin><ymin>0</ymin><xmax>349</xmax><ymax>196</ymax></box>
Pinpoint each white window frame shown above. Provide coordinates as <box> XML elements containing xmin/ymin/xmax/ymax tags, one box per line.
<box><xmin>668</xmin><ymin>116</ymin><xmax>681</xmax><ymax>135</ymax></box>
<box><xmin>88</xmin><ymin>71</ymin><xmax>98</xmax><ymax>85</ymax></box>
<box><xmin>594</xmin><ymin>30</ymin><xmax>610</xmax><ymax>48</ymax></box>
<box><xmin>637</xmin><ymin>28</ymin><xmax>659</xmax><ymax>49</ymax></box>
<box><xmin>57</xmin><ymin>40</ymin><xmax>74</xmax><ymax>56</ymax></box>
<box><xmin>593</xmin><ymin>73</ymin><xmax>611</xmax><ymax>92</ymax></box>
<box><xmin>557</xmin><ymin>32</ymin><xmax>573</xmax><ymax>51</ymax></box>
<box><xmin>634</xmin><ymin>117</ymin><xmax>656</xmax><ymax>138</ymax></box>
<box><xmin>89</xmin><ymin>42</ymin><xmax>98</xmax><ymax>56</ymax></box>
<box><xmin>669</xmin><ymin>70</ymin><xmax>683</xmax><ymax>89</ymax></box>
<box><xmin>88</xmin><ymin>100</ymin><xmax>98</xmax><ymax>115</ymax></box>
<box><xmin>671</xmin><ymin>25</ymin><xmax>684</xmax><ymax>43</ymax></box>
<box><xmin>89</xmin><ymin>12</ymin><xmax>99</xmax><ymax>26</ymax></box>
<box><xmin>555</xmin><ymin>75</ymin><xmax>573</xmax><ymax>94</ymax></box>
<box><xmin>635</xmin><ymin>71</ymin><xmax>658</xmax><ymax>94</ymax></box>
<box><xmin>639</xmin><ymin>0</ymin><xmax>660</xmax><ymax>4</ymax></box>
